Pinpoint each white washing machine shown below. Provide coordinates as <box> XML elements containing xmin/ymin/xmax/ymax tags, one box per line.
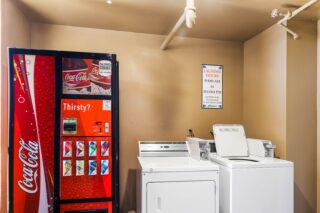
<box><xmin>211</xmin><ymin>124</ymin><xmax>294</xmax><ymax>213</ymax></box>
<box><xmin>136</xmin><ymin>141</ymin><xmax>219</xmax><ymax>213</ymax></box>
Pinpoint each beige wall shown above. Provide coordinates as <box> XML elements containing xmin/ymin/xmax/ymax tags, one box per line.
<box><xmin>31</xmin><ymin>23</ymin><xmax>244</xmax><ymax>212</ymax></box>
<box><xmin>317</xmin><ymin>20</ymin><xmax>320</xmax><ymax>213</ymax></box>
<box><xmin>243</xmin><ymin>24</ymin><xmax>287</xmax><ymax>158</ymax></box>
<box><xmin>244</xmin><ymin>21</ymin><xmax>317</xmax><ymax>213</ymax></box>
<box><xmin>0</xmin><ymin>1</ymin><xmax>30</xmax><ymax>212</ymax></box>
<box><xmin>287</xmin><ymin>20</ymin><xmax>317</xmax><ymax>213</ymax></box>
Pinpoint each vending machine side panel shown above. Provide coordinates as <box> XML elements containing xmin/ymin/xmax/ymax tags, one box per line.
<box><xmin>9</xmin><ymin>49</ymin><xmax>57</xmax><ymax>213</ymax></box>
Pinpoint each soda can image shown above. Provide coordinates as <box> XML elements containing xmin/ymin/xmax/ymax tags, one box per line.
<box><xmin>88</xmin><ymin>160</ymin><xmax>97</xmax><ymax>175</ymax></box>
<box><xmin>76</xmin><ymin>141</ymin><xmax>84</xmax><ymax>157</ymax></box>
<box><xmin>76</xmin><ymin>160</ymin><xmax>84</xmax><ymax>176</ymax></box>
<box><xmin>88</xmin><ymin>141</ymin><xmax>97</xmax><ymax>156</ymax></box>
<box><xmin>101</xmin><ymin>160</ymin><xmax>109</xmax><ymax>175</ymax></box>
<box><xmin>63</xmin><ymin>141</ymin><xmax>72</xmax><ymax>157</ymax></box>
<box><xmin>63</xmin><ymin>160</ymin><xmax>72</xmax><ymax>176</ymax></box>
<box><xmin>89</xmin><ymin>60</ymin><xmax>112</xmax><ymax>95</ymax></box>
<box><xmin>101</xmin><ymin>141</ymin><xmax>109</xmax><ymax>156</ymax></box>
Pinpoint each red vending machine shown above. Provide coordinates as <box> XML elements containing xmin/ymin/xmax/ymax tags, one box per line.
<box><xmin>8</xmin><ymin>48</ymin><xmax>119</xmax><ymax>213</ymax></box>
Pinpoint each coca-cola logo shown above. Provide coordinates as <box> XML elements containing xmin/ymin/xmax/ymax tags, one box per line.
<box><xmin>18</xmin><ymin>138</ymin><xmax>39</xmax><ymax>194</ymax></box>
<box><xmin>64</xmin><ymin>71</ymin><xmax>88</xmax><ymax>82</ymax></box>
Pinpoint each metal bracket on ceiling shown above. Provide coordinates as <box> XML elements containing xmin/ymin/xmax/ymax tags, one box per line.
<box><xmin>160</xmin><ymin>0</ymin><xmax>196</xmax><ymax>50</ymax></box>
<box><xmin>271</xmin><ymin>0</ymin><xmax>318</xmax><ymax>40</ymax></box>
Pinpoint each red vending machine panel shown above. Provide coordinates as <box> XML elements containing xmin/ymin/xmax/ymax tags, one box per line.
<box><xmin>61</xmin><ymin>99</ymin><xmax>112</xmax><ymax>137</ymax></box>
<box><xmin>10</xmin><ymin>53</ymin><xmax>55</xmax><ymax>212</ymax></box>
<box><xmin>59</xmin><ymin>136</ymin><xmax>112</xmax><ymax>200</ymax></box>
<box><xmin>60</xmin><ymin>99</ymin><xmax>113</xmax><ymax>201</ymax></box>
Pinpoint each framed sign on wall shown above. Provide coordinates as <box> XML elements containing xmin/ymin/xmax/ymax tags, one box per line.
<box><xmin>201</xmin><ymin>64</ymin><xmax>223</xmax><ymax>109</ymax></box>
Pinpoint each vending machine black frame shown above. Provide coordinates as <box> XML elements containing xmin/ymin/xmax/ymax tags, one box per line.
<box><xmin>8</xmin><ymin>48</ymin><xmax>120</xmax><ymax>213</ymax></box>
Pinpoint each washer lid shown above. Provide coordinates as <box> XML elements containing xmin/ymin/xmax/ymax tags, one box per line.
<box><xmin>138</xmin><ymin>157</ymin><xmax>219</xmax><ymax>172</ymax></box>
<box><xmin>210</xmin><ymin>154</ymin><xmax>294</xmax><ymax>169</ymax></box>
<box><xmin>213</xmin><ymin>124</ymin><xmax>248</xmax><ymax>157</ymax></box>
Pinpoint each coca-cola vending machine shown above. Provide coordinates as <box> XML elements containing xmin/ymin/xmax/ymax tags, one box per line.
<box><xmin>8</xmin><ymin>48</ymin><xmax>119</xmax><ymax>213</ymax></box>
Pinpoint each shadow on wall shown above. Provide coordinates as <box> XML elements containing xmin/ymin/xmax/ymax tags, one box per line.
<box><xmin>121</xmin><ymin>169</ymin><xmax>137</xmax><ymax>213</ymax></box>
<box><xmin>294</xmin><ymin>183</ymin><xmax>315</xmax><ymax>213</ymax></box>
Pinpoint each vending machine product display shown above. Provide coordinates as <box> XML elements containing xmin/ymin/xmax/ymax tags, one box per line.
<box><xmin>8</xmin><ymin>48</ymin><xmax>119</xmax><ymax>213</ymax></box>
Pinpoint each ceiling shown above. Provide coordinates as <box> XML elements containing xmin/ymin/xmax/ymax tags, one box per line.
<box><xmin>14</xmin><ymin>0</ymin><xmax>320</xmax><ymax>41</ymax></box>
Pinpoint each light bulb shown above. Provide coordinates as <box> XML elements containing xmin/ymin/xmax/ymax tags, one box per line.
<box><xmin>106</xmin><ymin>0</ymin><xmax>112</xmax><ymax>4</ymax></box>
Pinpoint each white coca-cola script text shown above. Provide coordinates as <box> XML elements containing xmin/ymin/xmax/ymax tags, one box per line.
<box><xmin>64</xmin><ymin>72</ymin><xmax>88</xmax><ymax>82</ymax></box>
<box><xmin>18</xmin><ymin>138</ymin><xmax>39</xmax><ymax>194</ymax></box>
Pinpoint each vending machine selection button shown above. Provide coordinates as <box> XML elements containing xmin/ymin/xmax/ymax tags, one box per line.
<box><xmin>101</xmin><ymin>160</ymin><xmax>109</xmax><ymax>175</ymax></box>
<box><xmin>88</xmin><ymin>141</ymin><xmax>97</xmax><ymax>156</ymax></box>
<box><xmin>89</xmin><ymin>160</ymin><xmax>97</xmax><ymax>175</ymax></box>
<box><xmin>63</xmin><ymin>160</ymin><xmax>72</xmax><ymax>176</ymax></box>
<box><xmin>63</xmin><ymin>141</ymin><xmax>72</xmax><ymax>157</ymax></box>
<box><xmin>76</xmin><ymin>141</ymin><xmax>84</xmax><ymax>157</ymax></box>
<box><xmin>76</xmin><ymin>160</ymin><xmax>84</xmax><ymax>176</ymax></box>
<box><xmin>101</xmin><ymin>141</ymin><xmax>109</xmax><ymax>156</ymax></box>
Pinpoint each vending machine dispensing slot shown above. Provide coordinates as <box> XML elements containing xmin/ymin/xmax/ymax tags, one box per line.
<box><xmin>63</xmin><ymin>118</ymin><xmax>78</xmax><ymax>134</ymax></box>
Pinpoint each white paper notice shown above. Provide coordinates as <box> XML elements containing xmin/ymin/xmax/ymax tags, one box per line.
<box><xmin>202</xmin><ymin>64</ymin><xmax>223</xmax><ymax>109</ymax></box>
<box><xmin>99</xmin><ymin>60</ymin><xmax>112</xmax><ymax>77</ymax></box>
<box><xmin>102</xmin><ymin>100</ymin><xmax>111</xmax><ymax>111</ymax></box>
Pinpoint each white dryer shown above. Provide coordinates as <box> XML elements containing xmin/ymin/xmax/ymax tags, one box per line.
<box><xmin>211</xmin><ymin>124</ymin><xmax>294</xmax><ymax>213</ymax></box>
<box><xmin>137</xmin><ymin>141</ymin><xmax>219</xmax><ymax>213</ymax></box>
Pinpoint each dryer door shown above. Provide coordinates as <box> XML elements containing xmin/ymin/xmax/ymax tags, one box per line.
<box><xmin>147</xmin><ymin>181</ymin><xmax>216</xmax><ymax>213</ymax></box>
